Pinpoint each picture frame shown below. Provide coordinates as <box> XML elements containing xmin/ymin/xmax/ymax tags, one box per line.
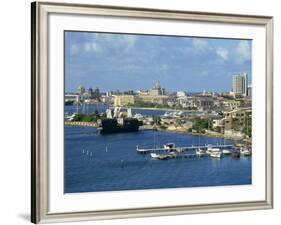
<box><xmin>31</xmin><ymin>1</ymin><xmax>273</xmax><ymax>223</ymax></box>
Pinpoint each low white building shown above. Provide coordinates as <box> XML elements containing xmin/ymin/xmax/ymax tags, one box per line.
<box><xmin>65</xmin><ymin>94</ymin><xmax>80</xmax><ymax>103</ymax></box>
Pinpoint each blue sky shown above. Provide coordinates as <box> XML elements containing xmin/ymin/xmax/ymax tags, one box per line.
<box><xmin>65</xmin><ymin>31</ymin><xmax>252</xmax><ymax>93</ymax></box>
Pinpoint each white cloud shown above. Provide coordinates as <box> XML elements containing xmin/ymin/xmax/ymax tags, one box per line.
<box><xmin>86</xmin><ymin>33</ymin><xmax>138</xmax><ymax>55</ymax></box>
<box><xmin>84</xmin><ymin>42</ymin><xmax>102</xmax><ymax>53</ymax></box>
<box><xmin>216</xmin><ymin>47</ymin><xmax>229</xmax><ymax>61</ymax></box>
<box><xmin>192</xmin><ymin>39</ymin><xmax>210</xmax><ymax>51</ymax></box>
<box><xmin>236</xmin><ymin>40</ymin><xmax>251</xmax><ymax>63</ymax></box>
<box><xmin>92</xmin><ymin>33</ymin><xmax>138</xmax><ymax>47</ymax></box>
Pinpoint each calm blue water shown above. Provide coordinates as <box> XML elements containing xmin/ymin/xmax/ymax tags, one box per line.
<box><xmin>64</xmin><ymin>126</ymin><xmax>252</xmax><ymax>193</ymax></box>
<box><xmin>65</xmin><ymin>104</ymin><xmax>198</xmax><ymax>117</ymax></box>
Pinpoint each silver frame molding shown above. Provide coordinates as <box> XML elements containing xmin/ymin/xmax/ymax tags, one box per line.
<box><xmin>31</xmin><ymin>1</ymin><xmax>274</xmax><ymax>224</ymax></box>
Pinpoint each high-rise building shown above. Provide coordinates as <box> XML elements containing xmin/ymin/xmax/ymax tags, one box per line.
<box><xmin>247</xmin><ymin>84</ymin><xmax>252</xmax><ymax>97</ymax></box>
<box><xmin>78</xmin><ymin>84</ymin><xmax>85</xmax><ymax>96</ymax></box>
<box><xmin>88</xmin><ymin>87</ymin><xmax>94</xmax><ymax>99</ymax></box>
<box><xmin>232</xmin><ymin>73</ymin><xmax>248</xmax><ymax>96</ymax></box>
<box><xmin>93</xmin><ymin>88</ymin><xmax>101</xmax><ymax>100</ymax></box>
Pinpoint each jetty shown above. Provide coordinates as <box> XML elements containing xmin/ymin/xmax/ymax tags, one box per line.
<box><xmin>136</xmin><ymin>144</ymin><xmax>233</xmax><ymax>154</ymax></box>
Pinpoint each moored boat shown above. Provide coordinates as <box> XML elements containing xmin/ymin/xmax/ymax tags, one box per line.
<box><xmin>206</xmin><ymin>147</ymin><xmax>220</xmax><ymax>155</ymax></box>
<box><xmin>150</xmin><ymin>153</ymin><xmax>170</xmax><ymax>160</ymax></box>
<box><xmin>222</xmin><ymin>149</ymin><xmax>232</xmax><ymax>155</ymax></box>
<box><xmin>240</xmin><ymin>148</ymin><xmax>251</xmax><ymax>156</ymax></box>
<box><xmin>196</xmin><ymin>148</ymin><xmax>205</xmax><ymax>156</ymax></box>
<box><xmin>210</xmin><ymin>151</ymin><xmax>222</xmax><ymax>158</ymax></box>
<box><xmin>231</xmin><ymin>150</ymin><xmax>240</xmax><ymax>158</ymax></box>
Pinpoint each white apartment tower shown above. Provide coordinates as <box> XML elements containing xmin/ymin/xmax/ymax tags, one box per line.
<box><xmin>232</xmin><ymin>73</ymin><xmax>248</xmax><ymax>96</ymax></box>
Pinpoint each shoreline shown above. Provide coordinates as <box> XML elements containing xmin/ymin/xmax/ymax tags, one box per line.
<box><xmin>155</xmin><ymin>127</ymin><xmax>249</xmax><ymax>142</ymax></box>
<box><xmin>64</xmin><ymin>121</ymin><xmax>250</xmax><ymax>142</ymax></box>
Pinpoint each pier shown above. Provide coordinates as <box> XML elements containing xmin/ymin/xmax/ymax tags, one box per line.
<box><xmin>65</xmin><ymin>121</ymin><xmax>98</xmax><ymax>127</ymax></box>
<box><xmin>136</xmin><ymin>144</ymin><xmax>233</xmax><ymax>154</ymax></box>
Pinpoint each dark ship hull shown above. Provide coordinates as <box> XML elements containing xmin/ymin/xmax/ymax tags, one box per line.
<box><xmin>99</xmin><ymin>118</ymin><xmax>140</xmax><ymax>135</ymax></box>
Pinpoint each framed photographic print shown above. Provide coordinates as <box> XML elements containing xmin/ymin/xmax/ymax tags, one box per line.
<box><xmin>31</xmin><ymin>1</ymin><xmax>273</xmax><ymax>223</ymax></box>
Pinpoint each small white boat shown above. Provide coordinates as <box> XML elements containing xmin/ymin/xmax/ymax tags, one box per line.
<box><xmin>240</xmin><ymin>148</ymin><xmax>251</xmax><ymax>156</ymax></box>
<box><xmin>206</xmin><ymin>147</ymin><xmax>220</xmax><ymax>154</ymax></box>
<box><xmin>150</xmin><ymin>153</ymin><xmax>170</xmax><ymax>160</ymax></box>
<box><xmin>210</xmin><ymin>151</ymin><xmax>222</xmax><ymax>158</ymax></box>
<box><xmin>150</xmin><ymin>153</ymin><xmax>158</xmax><ymax>159</ymax></box>
<box><xmin>196</xmin><ymin>148</ymin><xmax>205</xmax><ymax>156</ymax></box>
<box><xmin>222</xmin><ymin>149</ymin><xmax>232</xmax><ymax>155</ymax></box>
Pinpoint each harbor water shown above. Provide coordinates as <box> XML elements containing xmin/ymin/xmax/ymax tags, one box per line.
<box><xmin>64</xmin><ymin>126</ymin><xmax>252</xmax><ymax>193</ymax></box>
<box><xmin>65</xmin><ymin>104</ymin><xmax>202</xmax><ymax>117</ymax></box>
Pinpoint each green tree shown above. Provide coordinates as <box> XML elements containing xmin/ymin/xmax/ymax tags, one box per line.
<box><xmin>191</xmin><ymin>117</ymin><xmax>209</xmax><ymax>133</ymax></box>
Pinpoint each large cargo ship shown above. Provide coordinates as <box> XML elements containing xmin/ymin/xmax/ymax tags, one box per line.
<box><xmin>99</xmin><ymin>118</ymin><xmax>140</xmax><ymax>134</ymax></box>
<box><xmin>98</xmin><ymin>107</ymin><xmax>141</xmax><ymax>134</ymax></box>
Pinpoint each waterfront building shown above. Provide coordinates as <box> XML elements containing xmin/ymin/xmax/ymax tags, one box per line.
<box><xmin>212</xmin><ymin>118</ymin><xmax>225</xmax><ymax>133</ymax></box>
<box><xmin>224</xmin><ymin>108</ymin><xmax>251</xmax><ymax>131</ymax></box>
<box><xmin>232</xmin><ymin>73</ymin><xmax>248</xmax><ymax>96</ymax></box>
<box><xmin>137</xmin><ymin>94</ymin><xmax>169</xmax><ymax>105</ymax></box>
<box><xmin>101</xmin><ymin>95</ymin><xmax>114</xmax><ymax>104</ymax></box>
<box><xmin>212</xmin><ymin>118</ymin><xmax>225</xmax><ymax>127</ymax></box>
<box><xmin>78</xmin><ymin>84</ymin><xmax>85</xmax><ymax>96</ymax></box>
<box><xmin>114</xmin><ymin>95</ymin><xmax>135</xmax><ymax>107</ymax></box>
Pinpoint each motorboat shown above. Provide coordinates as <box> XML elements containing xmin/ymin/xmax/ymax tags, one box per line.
<box><xmin>222</xmin><ymin>149</ymin><xmax>232</xmax><ymax>155</ymax></box>
<box><xmin>150</xmin><ymin>153</ymin><xmax>170</xmax><ymax>160</ymax></box>
<box><xmin>196</xmin><ymin>148</ymin><xmax>205</xmax><ymax>156</ymax></box>
<box><xmin>210</xmin><ymin>151</ymin><xmax>222</xmax><ymax>158</ymax></box>
<box><xmin>206</xmin><ymin>147</ymin><xmax>220</xmax><ymax>154</ymax></box>
<box><xmin>240</xmin><ymin>148</ymin><xmax>251</xmax><ymax>156</ymax></box>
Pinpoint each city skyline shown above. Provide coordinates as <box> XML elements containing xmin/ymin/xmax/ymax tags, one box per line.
<box><xmin>65</xmin><ymin>31</ymin><xmax>252</xmax><ymax>93</ymax></box>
